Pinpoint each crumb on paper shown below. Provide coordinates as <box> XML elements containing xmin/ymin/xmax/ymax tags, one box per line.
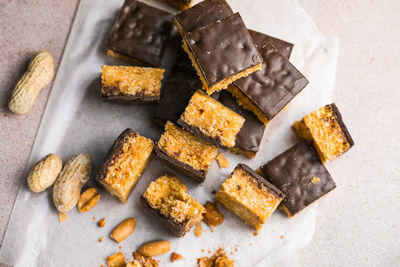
<box><xmin>170</xmin><ymin>252</ymin><xmax>183</xmax><ymax>262</ymax></box>
<box><xmin>203</xmin><ymin>202</ymin><xmax>224</xmax><ymax>231</ymax></box>
<box><xmin>93</xmin><ymin>216</ymin><xmax>96</xmax><ymax>221</ymax></box>
<box><xmin>280</xmin><ymin>235</ymin><xmax>284</xmax><ymax>239</ymax></box>
<box><xmin>119</xmin><ymin>245</ymin><xmax>122</xmax><ymax>250</ymax></box>
<box><xmin>106</xmin><ymin>251</ymin><xmax>125</xmax><ymax>267</ymax></box>
<box><xmin>216</xmin><ymin>153</ymin><xmax>230</xmax><ymax>168</ymax></box>
<box><xmin>132</xmin><ymin>252</ymin><xmax>159</xmax><ymax>267</ymax></box>
<box><xmin>211</xmin><ymin>190</ymin><xmax>216</xmax><ymax>195</ymax></box>
<box><xmin>99</xmin><ymin>236</ymin><xmax>104</xmax><ymax>243</ymax></box>
<box><xmin>197</xmin><ymin>248</ymin><xmax>234</xmax><ymax>267</ymax></box>
<box><xmin>253</xmin><ymin>232</ymin><xmax>258</xmax><ymax>236</ymax></box>
<box><xmin>194</xmin><ymin>222</ymin><xmax>202</xmax><ymax>237</ymax></box>
<box><xmin>24</xmin><ymin>141</ymin><xmax>29</xmax><ymax>145</ymax></box>
<box><xmin>58</xmin><ymin>212</ymin><xmax>68</xmax><ymax>223</ymax></box>
<box><xmin>201</xmin><ymin>249</ymin><xmax>205</xmax><ymax>253</ymax></box>
<box><xmin>97</xmin><ymin>218</ymin><xmax>106</xmax><ymax>227</ymax></box>
<box><xmin>311</xmin><ymin>176</ymin><xmax>320</xmax><ymax>184</ymax></box>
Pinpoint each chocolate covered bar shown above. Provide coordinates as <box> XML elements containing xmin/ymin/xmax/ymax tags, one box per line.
<box><xmin>154</xmin><ymin>66</ymin><xmax>201</xmax><ymax>124</ymax></box>
<box><xmin>293</xmin><ymin>103</ymin><xmax>354</xmax><ymax>163</ymax></box>
<box><xmin>178</xmin><ymin>90</ymin><xmax>245</xmax><ymax>148</ymax></box>
<box><xmin>182</xmin><ymin>13</ymin><xmax>263</xmax><ymax>95</ymax></box>
<box><xmin>175</xmin><ymin>0</ymin><xmax>233</xmax><ymax>35</ymax></box>
<box><xmin>97</xmin><ymin>129</ymin><xmax>154</xmax><ymax>203</ymax></box>
<box><xmin>142</xmin><ymin>174</ymin><xmax>205</xmax><ymax>237</ymax></box>
<box><xmin>227</xmin><ymin>43</ymin><xmax>308</xmax><ymax>124</ymax></box>
<box><xmin>218</xmin><ymin>91</ymin><xmax>266</xmax><ymax>158</ymax></box>
<box><xmin>155</xmin><ymin>121</ymin><xmax>218</xmax><ymax>182</ymax></box>
<box><xmin>101</xmin><ymin>65</ymin><xmax>164</xmax><ymax>104</ymax></box>
<box><xmin>261</xmin><ymin>141</ymin><xmax>336</xmax><ymax>217</ymax></box>
<box><xmin>216</xmin><ymin>164</ymin><xmax>284</xmax><ymax>230</ymax></box>
<box><xmin>106</xmin><ymin>0</ymin><xmax>174</xmax><ymax>66</ymax></box>
<box><xmin>248</xmin><ymin>29</ymin><xmax>294</xmax><ymax>59</ymax></box>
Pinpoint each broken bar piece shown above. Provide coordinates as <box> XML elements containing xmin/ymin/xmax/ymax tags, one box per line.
<box><xmin>106</xmin><ymin>0</ymin><xmax>174</xmax><ymax>66</ymax></box>
<box><xmin>155</xmin><ymin>121</ymin><xmax>218</xmax><ymax>182</ymax></box>
<box><xmin>96</xmin><ymin>129</ymin><xmax>154</xmax><ymax>203</ymax></box>
<box><xmin>218</xmin><ymin>91</ymin><xmax>266</xmax><ymax>158</ymax></box>
<box><xmin>101</xmin><ymin>65</ymin><xmax>165</xmax><ymax>104</ymax></box>
<box><xmin>142</xmin><ymin>174</ymin><xmax>205</xmax><ymax>237</ymax></box>
<box><xmin>227</xmin><ymin>43</ymin><xmax>308</xmax><ymax>124</ymax></box>
<box><xmin>261</xmin><ymin>141</ymin><xmax>336</xmax><ymax>217</ymax></box>
<box><xmin>174</xmin><ymin>0</ymin><xmax>233</xmax><ymax>36</ymax></box>
<box><xmin>154</xmin><ymin>66</ymin><xmax>201</xmax><ymax>124</ymax></box>
<box><xmin>248</xmin><ymin>29</ymin><xmax>294</xmax><ymax>59</ymax></box>
<box><xmin>216</xmin><ymin>164</ymin><xmax>284</xmax><ymax>230</ymax></box>
<box><xmin>182</xmin><ymin>13</ymin><xmax>263</xmax><ymax>95</ymax></box>
<box><xmin>293</xmin><ymin>103</ymin><xmax>354</xmax><ymax>163</ymax></box>
<box><xmin>178</xmin><ymin>90</ymin><xmax>245</xmax><ymax>149</ymax></box>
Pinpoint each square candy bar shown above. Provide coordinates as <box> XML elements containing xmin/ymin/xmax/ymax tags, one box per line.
<box><xmin>154</xmin><ymin>65</ymin><xmax>201</xmax><ymax>124</ymax></box>
<box><xmin>101</xmin><ymin>65</ymin><xmax>164</xmax><ymax>104</ymax></box>
<box><xmin>248</xmin><ymin>29</ymin><xmax>294</xmax><ymax>59</ymax></box>
<box><xmin>182</xmin><ymin>13</ymin><xmax>263</xmax><ymax>95</ymax></box>
<box><xmin>142</xmin><ymin>174</ymin><xmax>205</xmax><ymax>237</ymax></box>
<box><xmin>218</xmin><ymin>91</ymin><xmax>266</xmax><ymax>158</ymax></box>
<box><xmin>261</xmin><ymin>141</ymin><xmax>336</xmax><ymax>217</ymax></box>
<box><xmin>96</xmin><ymin>129</ymin><xmax>154</xmax><ymax>203</ymax></box>
<box><xmin>293</xmin><ymin>103</ymin><xmax>354</xmax><ymax>162</ymax></box>
<box><xmin>175</xmin><ymin>0</ymin><xmax>233</xmax><ymax>35</ymax></box>
<box><xmin>216</xmin><ymin>164</ymin><xmax>284</xmax><ymax>230</ymax></box>
<box><xmin>178</xmin><ymin>90</ymin><xmax>245</xmax><ymax>149</ymax></box>
<box><xmin>106</xmin><ymin>0</ymin><xmax>174</xmax><ymax>66</ymax></box>
<box><xmin>228</xmin><ymin>43</ymin><xmax>308</xmax><ymax>124</ymax></box>
<box><xmin>155</xmin><ymin>121</ymin><xmax>218</xmax><ymax>182</ymax></box>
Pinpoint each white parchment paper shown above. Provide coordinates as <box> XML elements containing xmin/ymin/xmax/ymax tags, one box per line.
<box><xmin>0</xmin><ymin>0</ymin><xmax>339</xmax><ymax>266</ymax></box>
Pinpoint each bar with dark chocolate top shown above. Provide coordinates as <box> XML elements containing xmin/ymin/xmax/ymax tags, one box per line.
<box><xmin>96</xmin><ymin>129</ymin><xmax>154</xmax><ymax>203</ymax></box>
<box><xmin>106</xmin><ymin>0</ymin><xmax>174</xmax><ymax>66</ymax></box>
<box><xmin>101</xmin><ymin>65</ymin><xmax>164</xmax><ymax>104</ymax></box>
<box><xmin>154</xmin><ymin>66</ymin><xmax>201</xmax><ymax>124</ymax></box>
<box><xmin>155</xmin><ymin>121</ymin><xmax>218</xmax><ymax>182</ymax></box>
<box><xmin>182</xmin><ymin>13</ymin><xmax>263</xmax><ymax>95</ymax></box>
<box><xmin>228</xmin><ymin>43</ymin><xmax>308</xmax><ymax>124</ymax></box>
<box><xmin>248</xmin><ymin>29</ymin><xmax>294</xmax><ymax>59</ymax></box>
<box><xmin>293</xmin><ymin>103</ymin><xmax>355</xmax><ymax>163</ymax></box>
<box><xmin>142</xmin><ymin>174</ymin><xmax>205</xmax><ymax>237</ymax></box>
<box><xmin>261</xmin><ymin>141</ymin><xmax>336</xmax><ymax>217</ymax></box>
<box><xmin>216</xmin><ymin>164</ymin><xmax>284</xmax><ymax>230</ymax></box>
<box><xmin>175</xmin><ymin>0</ymin><xmax>233</xmax><ymax>35</ymax></box>
<box><xmin>218</xmin><ymin>91</ymin><xmax>266</xmax><ymax>158</ymax></box>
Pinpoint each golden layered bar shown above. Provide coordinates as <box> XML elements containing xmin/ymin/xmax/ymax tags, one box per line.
<box><xmin>101</xmin><ymin>65</ymin><xmax>164</xmax><ymax>104</ymax></box>
<box><xmin>178</xmin><ymin>90</ymin><xmax>245</xmax><ymax>149</ymax></box>
<box><xmin>142</xmin><ymin>174</ymin><xmax>205</xmax><ymax>237</ymax></box>
<box><xmin>293</xmin><ymin>103</ymin><xmax>354</xmax><ymax>163</ymax></box>
<box><xmin>106</xmin><ymin>0</ymin><xmax>174</xmax><ymax>66</ymax></box>
<box><xmin>155</xmin><ymin>121</ymin><xmax>218</xmax><ymax>182</ymax></box>
<box><xmin>96</xmin><ymin>129</ymin><xmax>154</xmax><ymax>203</ymax></box>
<box><xmin>216</xmin><ymin>164</ymin><xmax>284</xmax><ymax>230</ymax></box>
<box><xmin>182</xmin><ymin>13</ymin><xmax>262</xmax><ymax>95</ymax></box>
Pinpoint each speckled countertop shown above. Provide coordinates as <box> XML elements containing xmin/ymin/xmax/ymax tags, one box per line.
<box><xmin>0</xmin><ymin>1</ymin><xmax>399</xmax><ymax>266</ymax></box>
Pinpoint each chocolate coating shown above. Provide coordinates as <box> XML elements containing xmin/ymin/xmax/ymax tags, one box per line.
<box><xmin>106</xmin><ymin>0</ymin><xmax>174</xmax><ymax>66</ymax></box>
<box><xmin>96</xmin><ymin>129</ymin><xmax>133</xmax><ymax>182</ymax></box>
<box><xmin>175</xmin><ymin>0</ymin><xmax>233</xmax><ymax>34</ymax></box>
<box><xmin>141</xmin><ymin>195</ymin><xmax>188</xmax><ymax>237</ymax></box>
<box><xmin>154</xmin><ymin>147</ymin><xmax>206</xmax><ymax>182</ymax></box>
<box><xmin>183</xmin><ymin>13</ymin><xmax>263</xmax><ymax>88</ymax></box>
<box><xmin>155</xmin><ymin>66</ymin><xmax>201</xmax><ymax>124</ymax></box>
<box><xmin>236</xmin><ymin>164</ymin><xmax>284</xmax><ymax>199</ymax></box>
<box><xmin>218</xmin><ymin>91</ymin><xmax>265</xmax><ymax>156</ymax></box>
<box><xmin>233</xmin><ymin>43</ymin><xmax>308</xmax><ymax>120</ymax></box>
<box><xmin>261</xmin><ymin>141</ymin><xmax>336</xmax><ymax>216</ymax></box>
<box><xmin>330</xmin><ymin>103</ymin><xmax>355</xmax><ymax>148</ymax></box>
<box><xmin>248</xmin><ymin>29</ymin><xmax>293</xmax><ymax>59</ymax></box>
<box><xmin>102</xmin><ymin>86</ymin><xmax>159</xmax><ymax>104</ymax></box>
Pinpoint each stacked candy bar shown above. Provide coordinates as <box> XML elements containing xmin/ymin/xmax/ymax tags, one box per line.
<box><xmin>94</xmin><ymin>0</ymin><xmax>354</xmax><ymax>236</ymax></box>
